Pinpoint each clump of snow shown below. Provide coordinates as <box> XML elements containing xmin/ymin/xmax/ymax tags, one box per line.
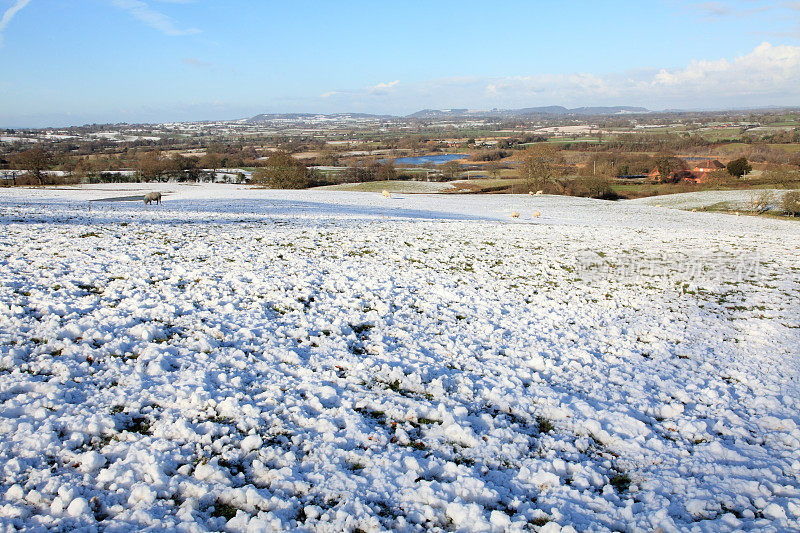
<box><xmin>0</xmin><ymin>184</ymin><xmax>798</xmax><ymax>531</ymax></box>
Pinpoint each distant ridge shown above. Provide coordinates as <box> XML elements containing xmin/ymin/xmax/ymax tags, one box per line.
<box><xmin>248</xmin><ymin>106</ymin><xmax>651</xmax><ymax>122</ymax></box>
<box><xmin>406</xmin><ymin>106</ymin><xmax>650</xmax><ymax>119</ymax></box>
<box><xmin>249</xmin><ymin>112</ymin><xmax>390</xmax><ymax>122</ymax></box>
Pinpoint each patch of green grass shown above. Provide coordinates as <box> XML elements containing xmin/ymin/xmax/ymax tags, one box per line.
<box><xmin>208</xmin><ymin>415</ymin><xmax>234</xmax><ymax>425</ymax></box>
<box><xmin>348</xmin><ymin>343</ymin><xmax>366</xmax><ymax>355</ymax></box>
<box><xmin>537</xmin><ymin>417</ymin><xmax>554</xmax><ymax>434</ymax></box>
<box><xmin>211</xmin><ymin>501</ymin><xmax>238</xmax><ymax>521</ymax></box>
<box><xmin>347</xmin><ymin>249</ymin><xmax>375</xmax><ymax>257</ymax></box>
<box><xmin>351</xmin><ymin>323</ymin><xmax>373</xmax><ymax>335</ymax></box>
<box><xmin>609</xmin><ymin>473</ymin><xmax>631</xmax><ymax>492</ymax></box>
<box><xmin>270</xmin><ymin>304</ymin><xmax>290</xmax><ymax>315</ymax></box>
<box><xmin>79</xmin><ymin>232</ymin><xmax>101</xmax><ymax>238</ymax></box>
<box><xmin>531</xmin><ymin>516</ymin><xmax>551</xmax><ymax>527</ymax></box>
<box><xmin>77</xmin><ymin>283</ymin><xmax>103</xmax><ymax>295</ymax></box>
<box><xmin>124</xmin><ymin>417</ymin><xmax>152</xmax><ymax>435</ymax></box>
<box><xmin>355</xmin><ymin>407</ymin><xmax>386</xmax><ymax>424</ymax></box>
<box><xmin>453</xmin><ymin>455</ymin><xmax>475</xmax><ymax>466</ymax></box>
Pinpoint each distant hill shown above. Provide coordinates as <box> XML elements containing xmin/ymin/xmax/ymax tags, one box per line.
<box><xmin>248</xmin><ymin>106</ymin><xmax>650</xmax><ymax>123</ymax></box>
<box><xmin>248</xmin><ymin>112</ymin><xmax>390</xmax><ymax>122</ymax></box>
<box><xmin>405</xmin><ymin>109</ymin><xmax>471</xmax><ymax>119</ymax></box>
<box><xmin>406</xmin><ymin>106</ymin><xmax>649</xmax><ymax>119</ymax></box>
<box><xmin>568</xmin><ymin>106</ymin><xmax>649</xmax><ymax>115</ymax></box>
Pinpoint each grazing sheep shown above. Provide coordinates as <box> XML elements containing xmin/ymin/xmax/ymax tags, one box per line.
<box><xmin>144</xmin><ymin>192</ymin><xmax>162</xmax><ymax>205</ymax></box>
<box><xmin>535</xmin><ymin>190</ymin><xmax>543</xmax><ymax>195</ymax></box>
<box><xmin>511</xmin><ymin>212</ymin><xmax>520</xmax><ymax>218</ymax></box>
<box><xmin>382</xmin><ymin>190</ymin><xmax>391</xmax><ymax>198</ymax></box>
<box><xmin>532</xmin><ymin>211</ymin><xmax>541</xmax><ymax>218</ymax></box>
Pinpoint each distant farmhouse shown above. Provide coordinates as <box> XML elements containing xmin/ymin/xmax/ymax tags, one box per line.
<box><xmin>648</xmin><ymin>159</ymin><xmax>726</xmax><ymax>183</ymax></box>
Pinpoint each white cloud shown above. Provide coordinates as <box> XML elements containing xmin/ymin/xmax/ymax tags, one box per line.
<box><xmin>0</xmin><ymin>0</ymin><xmax>32</xmax><ymax>47</ymax></box>
<box><xmin>690</xmin><ymin>2</ymin><xmax>733</xmax><ymax>18</ymax></box>
<box><xmin>306</xmin><ymin>42</ymin><xmax>800</xmax><ymax>112</ymax></box>
<box><xmin>112</xmin><ymin>0</ymin><xmax>199</xmax><ymax>36</ymax></box>
<box><xmin>649</xmin><ymin>42</ymin><xmax>800</xmax><ymax>97</ymax></box>
<box><xmin>685</xmin><ymin>0</ymin><xmax>779</xmax><ymax>19</ymax></box>
<box><xmin>181</xmin><ymin>56</ymin><xmax>211</xmax><ymax>68</ymax></box>
<box><xmin>368</xmin><ymin>80</ymin><xmax>400</xmax><ymax>95</ymax></box>
<box><xmin>372</xmin><ymin>80</ymin><xmax>398</xmax><ymax>90</ymax></box>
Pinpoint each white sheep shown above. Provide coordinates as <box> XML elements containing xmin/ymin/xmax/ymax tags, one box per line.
<box><xmin>144</xmin><ymin>192</ymin><xmax>162</xmax><ymax>205</ymax></box>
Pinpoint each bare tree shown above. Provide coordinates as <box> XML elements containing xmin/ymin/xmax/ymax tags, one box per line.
<box><xmin>519</xmin><ymin>144</ymin><xmax>564</xmax><ymax>191</ymax></box>
<box><xmin>14</xmin><ymin>146</ymin><xmax>52</xmax><ymax>186</ymax></box>
<box><xmin>749</xmin><ymin>191</ymin><xmax>774</xmax><ymax>214</ymax></box>
<box><xmin>441</xmin><ymin>159</ymin><xmax>461</xmax><ymax>180</ymax></box>
<box><xmin>375</xmin><ymin>162</ymin><xmax>397</xmax><ymax>181</ymax></box>
<box><xmin>485</xmin><ymin>161</ymin><xmax>502</xmax><ymax>179</ymax></box>
<box><xmin>782</xmin><ymin>191</ymin><xmax>800</xmax><ymax>216</ymax></box>
<box><xmin>252</xmin><ymin>151</ymin><xmax>309</xmax><ymax>189</ymax></box>
<box><xmin>200</xmin><ymin>153</ymin><xmax>222</xmax><ymax>183</ymax></box>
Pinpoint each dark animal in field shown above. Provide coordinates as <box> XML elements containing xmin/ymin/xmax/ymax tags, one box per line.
<box><xmin>144</xmin><ymin>192</ymin><xmax>162</xmax><ymax>205</ymax></box>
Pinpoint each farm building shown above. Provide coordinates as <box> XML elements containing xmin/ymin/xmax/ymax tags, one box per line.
<box><xmin>648</xmin><ymin>159</ymin><xmax>726</xmax><ymax>183</ymax></box>
<box><xmin>691</xmin><ymin>159</ymin><xmax>725</xmax><ymax>175</ymax></box>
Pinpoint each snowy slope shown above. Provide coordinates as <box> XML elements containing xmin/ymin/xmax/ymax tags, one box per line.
<box><xmin>628</xmin><ymin>189</ymin><xmax>791</xmax><ymax>212</ymax></box>
<box><xmin>0</xmin><ymin>185</ymin><xmax>799</xmax><ymax>532</ymax></box>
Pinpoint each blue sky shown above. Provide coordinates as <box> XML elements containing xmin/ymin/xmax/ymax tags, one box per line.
<box><xmin>1</xmin><ymin>0</ymin><xmax>799</xmax><ymax>127</ymax></box>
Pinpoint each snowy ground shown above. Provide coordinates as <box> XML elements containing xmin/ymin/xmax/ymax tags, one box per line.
<box><xmin>313</xmin><ymin>181</ymin><xmax>455</xmax><ymax>194</ymax></box>
<box><xmin>628</xmin><ymin>189</ymin><xmax>793</xmax><ymax>213</ymax></box>
<box><xmin>1</xmin><ymin>185</ymin><xmax>799</xmax><ymax>532</ymax></box>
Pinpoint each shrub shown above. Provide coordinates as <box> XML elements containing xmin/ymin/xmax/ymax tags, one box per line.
<box><xmin>761</xmin><ymin>165</ymin><xmax>800</xmax><ymax>189</ymax></box>
<box><xmin>782</xmin><ymin>191</ymin><xmax>800</xmax><ymax>216</ymax></box>
<box><xmin>575</xmin><ymin>175</ymin><xmax>620</xmax><ymax>200</ymax></box>
<box><xmin>726</xmin><ymin>157</ymin><xmax>752</xmax><ymax>178</ymax></box>
<box><xmin>470</xmin><ymin>150</ymin><xmax>509</xmax><ymax>162</ymax></box>
<box><xmin>749</xmin><ymin>190</ymin><xmax>774</xmax><ymax>214</ymax></box>
<box><xmin>703</xmin><ymin>169</ymin><xmax>733</xmax><ymax>186</ymax></box>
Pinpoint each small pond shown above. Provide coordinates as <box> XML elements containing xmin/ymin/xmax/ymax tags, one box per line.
<box><xmin>391</xmin><ymin>154</ymin><xmax>468</xmax><ymax>166</ymax></box>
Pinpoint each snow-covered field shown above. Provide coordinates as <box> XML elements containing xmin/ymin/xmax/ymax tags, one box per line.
<box><xmin>629</xmin><ymin>189</ymin><xmax>792</xmax><ymax>212</ymax></box>
<box><xmin>313</xmin><ymin>181</ymin><xmax>456</xmax><ymax>194</ymax></box>
<box><xmin>1</xmin><ymin>185</ymin><xmax>799</xmax><ymax>532</ymax></box>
